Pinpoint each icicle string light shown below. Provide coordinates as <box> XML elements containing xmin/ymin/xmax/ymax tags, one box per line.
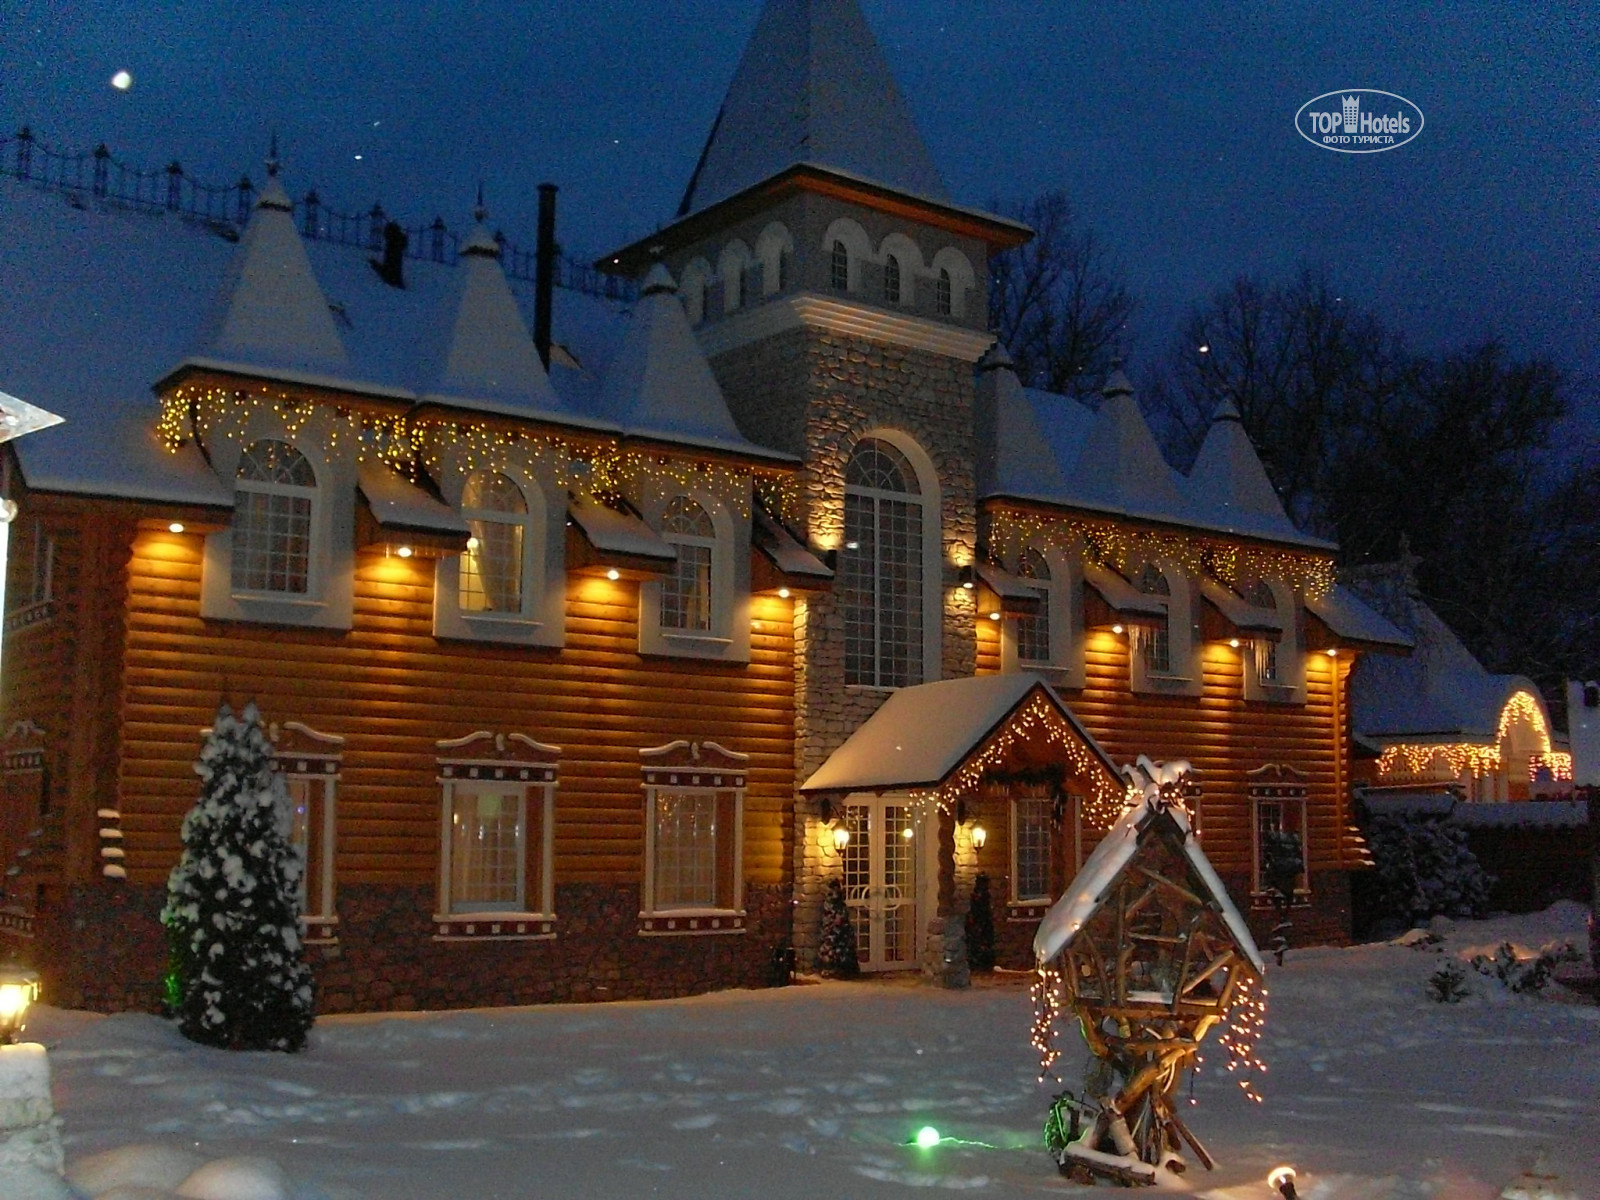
<box><xmin>988</xmin><ymin>509</ymin><xmax>1335</xmax><ymax>600</ymax></box>
<box><xmin>158</xmin><ymin>385</ymin><xmax>804</xmax><ymax>523</ymax></box>
<box><xmin>1377</xmin><ymin>689</ymin><xmax>1573</xmax><ymax>782</ymax></box>
<box><xmin>1214</xmin><ymin>975</ymin><xmax>1269</xmax><ymax>1103</ymax></box>
<box><xmin>1030</xmin><ymin>964</ymin><xmax>1065</xmax><ymax>1081</ymax></box>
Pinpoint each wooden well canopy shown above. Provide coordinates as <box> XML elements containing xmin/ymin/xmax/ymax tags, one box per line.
<box><xmin>1033</xmin><ymin>758</ymin><xmax>1266</xmax><ymax>1184</ymax></box>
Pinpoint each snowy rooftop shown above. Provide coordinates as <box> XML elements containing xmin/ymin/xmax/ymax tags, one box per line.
<box><xmin>0</xmin><ymin>175</ymin><xmax>788</xmax><ymax>505</ymax></box>
<box><xmin>1346</xmin><ymin>571</ymin><xmax>1542</xmax><ymax>744</ymax></box>
<box><xmin>677</xmin><ymin>0</ymin><xmax>950</xmax><ymax>217</ymax></box>
<box><xmin>799</xmin><ymin>673</ymin><xmax>1120</xmax><ymax>796</ymax></box>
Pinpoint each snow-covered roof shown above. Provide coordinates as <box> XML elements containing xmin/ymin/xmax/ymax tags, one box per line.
<box><xmin>1081</xmin><ymin>562</ymin><xmax>1168</xmax><ymax>618</ymax></box>
<box><xmin>595</xmin><ymin>265</ymin><xmax>790</xmax><ymax>460</ymax></box>
<box><xmin>753</xmin><ymin>506</ymin><xmax>833</xmax><ymax>579</ymax></box>
<box><xmin>567</xmin><ymin>496</ymin><xmax>676</xmax><ymax>562</ymax></box>
<box><xmin>1345</xmin><ymin>571</ymin><xmax>1539</xmax><ymax>744</ymax></box>
<box><xmin>1187</xmin><ymin>399</ymin><xmax>1331</xmax><ymax>547</ymax></box>
<box><xmin>976</xmin><ymin>346</ymin><xmax>1069</xmax><ymax>502</ymax></box>
<box><xmin>799</xmin><ymin>673</ymin><xmax>1120</xmax><ymax>795</ymax></box>
<box><xmin>677</xmin><ymin>0</ymin><xmax>949</xmax><ymax>217</ymax></box>
<box><xmin>1065</xmin><ymin>371</ymin><xmax>1189</xmax><ymax>524</ymax></box>
<box><xmin>356</xmin><ymin>461</ymin><xmax>470</xmax><ymax>536</ymax></box>
<box><xmin>1196</xmin><ymin>576</ymin><xmax>1281</xmax><ymax>634</ymax></box>
<box><xmin>1033</xmin><ymin>792</ymin><xmax>1265</xmax><ymax>974</ymax></box>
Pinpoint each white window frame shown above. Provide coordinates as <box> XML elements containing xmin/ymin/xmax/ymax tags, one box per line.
<box><xmin>281</xmin><ymin>769</ymin><xmax>337</xmax><ymax>924</ymax></box>
<box><xmin>840</xmin><ymin>432</ymin><xmax>942</xmax><ymax>690</ymax></box>
<box><xmin>1241</xmin><ymin>579</ymin><xmax>1306</xmax><ymax>704</ymax></box>
<box><xmin>435</xmin><ymin>736</ymin><xmax>557</xmax><ymax>920</ymax></box>
<box><xmin>434</xmin><ymin>461</ymin><xmax>564</xmax><ymax>648</ymax></box>
<box><xmin>1128</xmin><ymin>561</ymin><xmax>1200</xmax><ymax>696</ymax></box>
<box><xmin>1001</xmin><ymin>545</ymin><xmax>1085</xmax><ymax>686</ymax></box>
<box><xmin>638</xmin><ymin>489</ymin><xmax>750</xmax><ymax>663</ymax></box>
<box><xmin>201</xmin><ymin>424</ymin><xmax>354</xmax><ymax>630</ymax></box>
<box><xmin>1249</xmin><ymin>786</ymin><xmax>1310</xmax><ymax>901</ymax></box>
<box><xmin>1007</xmin><ymin>791</ymin><xmax>1080</xmax><ymax>912</ymax></box>
<box><xmin>641</xmin><ymin>751</ymin><xmax>745</xmax><ymax>918</ymax></box>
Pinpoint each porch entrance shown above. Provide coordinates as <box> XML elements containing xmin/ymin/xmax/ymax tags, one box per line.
<box><xmin>839</xmin><ymin>796</ymin><xmax>919</xmax><ymax>971</ymax></box>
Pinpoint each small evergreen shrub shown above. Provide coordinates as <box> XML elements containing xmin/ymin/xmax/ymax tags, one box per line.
<box><xmin>816</xmin><ymin>876</ymin><xmax>860</xmax><ymax>977</ymax></box>
<box><xmin>1425</xmin><ymin>959</ymin><xmax>1470</xmax><ymax>1002</ymax></box>
<box><xmin>1356</xmin><ymin>810</ymin><xmax>1493</xmax><ymax>934</ymax></box>
<box><xmin>1470</xmin><ymin>940</ymin><xmax>1580</xmax><ymax>995</ymax></box>
<box><xmin>965</xmin><ymin>873</ymin><xmax>996</xmax><ymax>972</ymax></box>
<box><xmin>162</xmin><ymin>701</ymin><xmax>314</xmax><ymax>1051</ymax></box>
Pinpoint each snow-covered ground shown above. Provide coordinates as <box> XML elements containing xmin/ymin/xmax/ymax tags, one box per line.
<box><xmin>23</xmin><ymin>904</ymin><xmax>1598</xmax><ymax>1200</ymax></box>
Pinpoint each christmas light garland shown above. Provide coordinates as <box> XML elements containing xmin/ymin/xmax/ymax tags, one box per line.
<box><xmin>1214</xmin><ymin>975</ymin><xmax>1269</xmax><ymax>1103</ymax></box>
<box><xmin>1030</xmin><ymin>964</ymin><xmax>1065</xmax><ymax>1082</ymax></box>
<box><xmin>987</xmin><ymin>509</ymin><xmax>1336</xmax><ymax>600</ymax></box>
<box><xmin>158</xmin><ymin>385</ymin><xmax>805</xmax><ymax>522</ymax></box>
<box><xmin>1377</xmin><ymin>689</ymin><xmax>1573</xmax><ymax>782</ymax></box>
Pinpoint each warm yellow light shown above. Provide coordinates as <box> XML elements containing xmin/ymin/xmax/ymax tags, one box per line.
<box><xmin>778</xmin><ymin>587</ymin><xmax>791</xmax><ymax>599</ymax></box>
<box><xmin>1325</xmin><ymin>647</ymin><xmax>1337</xmax><ymax>657</ymax></box>
<box><xmin>961</xmin><ymin>579</ymin><xmax>974</xmax><ymax>591</ymax></box>
<box><xmin>0</xmin><ymin>967</ymin><xmax>40</xmax><ymax>1044</ymax></box>
<box><xmin>1111</xmin><ymin>624</ymin><xmax>1125</xmax><ymax>635</ymax></box>
<box><xmin>466</xmin><ymin>536</ymin><xmax>480</xmax><ymax>550</ymax></box>
<box><xmin>988</xmin><ymin>611</ymin><xmax>1001</xmax><ymax>621</ymax></box>
<box><xmin>970</xmin><ymin>824</ymin><xmax>987</xmax><ymax>850</ymax></box>
<box><xmin>832</xmin><ymin>825</ymin><xmax>850</xmax><ymax>852</ymax></box>
<box><xmin>901</xmin><ymin>826</ymin><xmax>914</xmax><ymax>840</ymax></box>
<box><xmin>606</xmin><ymin>568</ymin><xmax>621</xmax><ymax>581</ymax></box>
<box><xmin>1228</xmin><ymin>638</ymin><xmax>1240</xmax><ymax>649</ymax></box>
<box><xmin>167</xmin><ymin>522</ymin><xmax>185</xmax><ymax>534</ymax></box>
<box><xmin>1268</xmin><ymin>1166</ymin><xmax>1297</xmax><ymax>1197</ymax></box>
<box><xmin>396</xmin><ymin>545</ymin><xmax>413</xmax><ymax>558</ymax></box>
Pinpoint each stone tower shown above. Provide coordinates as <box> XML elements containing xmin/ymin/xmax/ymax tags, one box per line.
<box><xmin>606</xmin><ymin>0</ymin><xmax>1030</xmax><ymax>968</ymax></box>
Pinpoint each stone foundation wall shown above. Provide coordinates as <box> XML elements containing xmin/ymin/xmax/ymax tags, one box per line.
<box><xmin>20</xmin><ymin>880</ymin><xmax>793</xmax><ymax>1014</ymax></box>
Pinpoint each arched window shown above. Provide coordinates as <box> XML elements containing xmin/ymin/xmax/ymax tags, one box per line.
<box><xmin>842</xmin><ymin>439</ymin><xmax>926</xmax><ymax>687</ymax></box>
<box><xmin>935</xmin><ymin>268</ymin><xmax>953</xmax><ymax>316</ymax></box>
<box><xmin>884</xmin><ymin>254</ymin><xmax>902</xmax><ymax>305</ymax></box>
<box><xmin>1015</xmin><ymin>548</ymin><xmax>1051</xmax><ymax>664</ymax></box>
<box><xmin>1246</xmin><ymin>579</ymin><xmax>1279</xmax><ymax>684</ymax></box>
<box><xmin>830</xmin><ymin>240</ymin><xmax>850</xmax><ymax>292</ymax></box>
<box><xmin>660</xmin><ymin>496</ymin><xmax>716</xmax><ymax>632</ymax></box>
<box><xmin>1137</xmin><ymin>564</ymin><xmax>1172</xmax><ymax>675</ymax></box>
<box><xmin>460</xmin><ymin>472</ymin><xmax>529</xmax><ymax>613</ymax></box>
<box><xmin>233</xmin><ymin>439</ymin><xmax>316</xmax><ymax>594</ymax></box>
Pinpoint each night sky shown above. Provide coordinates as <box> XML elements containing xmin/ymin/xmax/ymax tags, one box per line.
<box><xmin>4</xmin><ymin>1</ymin><xmax>1594</xmax><ymax>443</ymax></box>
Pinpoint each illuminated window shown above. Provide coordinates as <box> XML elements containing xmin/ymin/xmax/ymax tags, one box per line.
<box><xmin>1249</xmin><ymin>772</ymin><xmax>1308</xmax><ymax>899</ymax></box>
<box><xmin>1015</xmin><ymin>548</ymin><xmax>1052</xmax><ymax>664</ymax></box>
<box><xmin>842</xmin><ymin>438</ymin><xmax>926</xmax><ymax>688</ymax></box>
<box><xmin>884</xmin><ymin>254</ymin><xmax>902</xmax><ymax>304</ymax></box>
<box><xmin>936</xmin><ymin>268</ymin><xmax>952</xmax><ymax>316</ymax></box>
<box><xmin>1136</xmin><ymin>564</ymin><xmax>1172</xmax><ymax>675</ymax></box>
<box><xmin>437</xmin><ymin>738</ymin><xmax>556</xmax><ymax>917</ymax></box>
<box><xmin>642</xmin><ymin>755</ymin><xmax>744</xmax><ymax>915</ymax></box>
<box><xmin>281</xmin><ymin>772</ymin><xmax>335</xmax><ymax>921</ymax></box>
<box><xmin>660</xmin><ymin>496</ymin><xmax>716</xmax><ymax>632</ymax></box>
<box><xmin>460</xmin><ymin>472</ymin><xmax>529</xmax><ymax>614</ymax></box>
<box><xmin>830</xmin><ymin>239</ymin><xmax>850</xmax><ymax>292</ymax></box>
<box><xmin>232</xmin><ymin>439</ymin><xmax>316</xmax><ymax>594</ymax></box>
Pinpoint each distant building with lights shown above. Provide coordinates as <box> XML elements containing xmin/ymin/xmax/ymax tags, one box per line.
<box><xmin>0</xmin><ymin>0</ymin><xmax>1423</xmax><ymax>1012</ymax></box>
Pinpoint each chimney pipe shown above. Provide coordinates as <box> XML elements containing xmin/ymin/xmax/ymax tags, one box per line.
<box><xmin>534</xmin><ymin>183</ymin><xmax>558</xmax><ymax>368</ymax></box>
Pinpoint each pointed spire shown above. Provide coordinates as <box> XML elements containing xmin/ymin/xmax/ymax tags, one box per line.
<box><xmin>1186</xmin><ymin>395</ymin><xmax>1301</xmax><ymax>540</ymax></box>
<box><xmin>975</xmin><ymin>342</ymin><xmax>1068</xmax><ymax>501</ymax></box>
<box><xmin>1102</xmin><ymin>358</ymin><xmax>1134</xmax><ymax>399</ymax></box>
<box><xmin>427</xmin><ymin>194</ymin><xmax>561</xmax><ymax>413</ymax></box>
<box><xmin>1071</xmin><ymin>365</ymin><xmax>1186</xmax><ymax>520</ymax></box>
<box><xmin>257</xmin><ymin>133</ymin><xmax>292</xmax><ymax>212</ymax></box>
<box><xmin>597</xmin><ymin>264</ymin><xmax>750</xmax><ymax>447</ymax></box>
<box><xmin>678</xmin><ymin>0</ymin><xmax>948</xmax><ymax>216</ymax></box>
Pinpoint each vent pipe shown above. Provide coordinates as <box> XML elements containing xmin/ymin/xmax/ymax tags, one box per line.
<box><xmin>534</xmin><ymin>183</ymin><xmax>558</xmax><ymax>368</ymax></box>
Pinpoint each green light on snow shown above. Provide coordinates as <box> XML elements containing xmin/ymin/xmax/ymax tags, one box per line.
<box><xmin>915</xmin><ymin>1126</ymin><xmax>941</xmax><ymax>1149</ymax></box>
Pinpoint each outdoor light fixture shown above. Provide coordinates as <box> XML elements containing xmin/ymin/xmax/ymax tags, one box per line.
<box><xmin>167</xmin><ymin>522</ymin><xmax>184</xmax><ymax>534</ymax></box>
<box><xmin>1268</xmin><ymin>1166</ymin><xmax>1298</xmax><ymax>1200</ymax></box>
<box><xmin>1229</xmin><ymin>638</ymin><xmax>1240</xmax><ymax>649</ymax></box>
<box><xmin>832</xmin><ymin>825</ymin><xmax>850</xmax><ymax>852</ymax></box>
<box><xmin>0</xmin><ymin>966</ymin><xmax>40</xmax><ymax>1044</ymax></box>
<box><xmin>606</xmin><ymin>568</ymin><xmax>620</xmax><ymax>581</ymax></box>
<box><xmin>1325</xmin><ymin>647</ymin><xmax>1337</xmax><ymax>657</ymax></box>
<box><xmin>988</xmin><ymin>611</ymin><xmax>1001</xmax><ymax>621</ymax></box>
<box><xmin>466</xmin><ymin>536</ymin><xmax>480</xmax><ymax>550</ymax></box>
<box><xmin>970</xmin><ymin>823</ymin><xmax>987</xmax><ymax>850</ymax></box>
<box><xmin>957</xmin><ymin>564</ymin><xmax>975</xmax><ymax>590</ymax></box>
<box><xmin>778</xmin><ymin>587</ymin><xmax>791</xmax><ymax>599</ymax></box>
<box><xmin>1111</xmin><ymin>624</ymin><xmax>1125</xmax><ymax>635</ymax></box>
<box><xmin>396</xmin><ymin>545</ymin><xmax>413</xmax><ymax>558</ymax></box>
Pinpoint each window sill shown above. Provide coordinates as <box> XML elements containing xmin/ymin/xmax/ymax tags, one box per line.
<box><xmin>460</xmin><ymin>613</ymin><xmax>544</xmax><ymax>631</ymax></box>
<box><xmin>231</xmin><ymin>591</ymin><xmax>326</xmax><ymax>609</ymax></box>
<box><xmin>432</xmin><ymin>913</ymin><xmax>556</xmax><ymax>941</ymax></box>
<box><xmin>1006</xmin><ymin>900</ymin><xmax>1051</xmax><ymax>924</ymax></box>
<box><xmin>845</xmin><ymin>684</ymin><xmax>903</xmax><ymax>695</ymax></box>
<box><xmin>638</xmin><ymin>910</ymin><xmax>746</xmax><ymax>936</ymax></box>
<box><xmin>661</xmin><ymin>631</ymin><xmax>733</xmax><ymax>646</ymax></box>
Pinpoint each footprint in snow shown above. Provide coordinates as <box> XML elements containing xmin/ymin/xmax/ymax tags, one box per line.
<box><xmin>670</xmin><ymin>1113</ymin><xmax>719</xmax><ymax>1130</ymax></box>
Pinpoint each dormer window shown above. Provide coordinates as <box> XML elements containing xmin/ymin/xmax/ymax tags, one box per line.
<box><xmin>884</xmin><ymin>254</ymin><xmax>902</xmax><ymax>305</ymax></box>
<box><xmin>660</xmin><ymin>496</ymin><xmax>715</xmax><ymax>632</ymax></box>
<box><xmin>233</xmin><ymin>439</ymin><xmax>316</xmax><ymax>595</ymax></box>
<box><xmin>830</xmin><ymin>240</ymin><xmax>850</xmax><ymax>292</ymax></box>
<box><xmin>1136</xmin><ymin>564</ymin><xmax>1172</xmax><ymax>674</ymax></box>
<box><xmin>460</xmin><ymin>471</ymin><xmax>529</xmax><ymax>613</ymax></box>
<box><xmin>1246</xmin><ymin>580</ymin><xmax>1279</xmax><ymax>685</ymax></box>
<box><xmin>1015</xmin><ymin>549</ymin><xmax>1051</xmax><ymax>664</ymax></box>
<box><xmin>936</xmin><ymin>268</ymin><xmax>953</xmax><ymax>316</ymax></box>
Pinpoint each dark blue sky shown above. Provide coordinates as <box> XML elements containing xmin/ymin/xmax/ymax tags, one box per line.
<box><xmin>4</xmin><ymin>1</ymin><xmax>1595</xmax><ymax>443</ymax></box>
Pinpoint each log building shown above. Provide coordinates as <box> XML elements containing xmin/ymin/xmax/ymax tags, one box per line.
<box><xmin>0</xmin><ymin>0</ymin><xmax>1411</xmax><ymax>1011</ymax></box>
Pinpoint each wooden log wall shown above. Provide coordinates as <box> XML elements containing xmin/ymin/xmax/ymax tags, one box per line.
<box><xmin>973</xmin><ymin>606</ymin><xmax>1355</xmax><ymax>884</ymax></box>
<box><xmin>14</xmin><ymin>508</ymin><xmax>795</xmax><ymax>898</ymax></box>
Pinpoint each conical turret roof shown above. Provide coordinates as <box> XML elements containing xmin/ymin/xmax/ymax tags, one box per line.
<box><xmin>1185</xmin><ymin>398</ymin><xmax>1305</xmax><ymax>542</ymax></box>
<box><xmin>677</xmin><ymin>0</ymin><xmax>948</xmax><ymax>216</ymax></box>
<box><xmin>1066</xmin><ymin>369</ymin><xmax>1186</xmax><ymax>522</ymax></box>
<box><xmin>976</xmin><ymin>343</ymin><xmax>1069</xmax><ymax>501</ymax></box>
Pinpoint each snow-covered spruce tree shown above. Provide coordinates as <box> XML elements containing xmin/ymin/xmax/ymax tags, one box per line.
<box><xmin>815</xmin><ymin>876</ymin><xmax>859</xmax><ymax>977</ymax></box>
<box><xmin>162</xmin><ymin>701</ymin><xmax>314</xmax><ymax>1051</ymax></box>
